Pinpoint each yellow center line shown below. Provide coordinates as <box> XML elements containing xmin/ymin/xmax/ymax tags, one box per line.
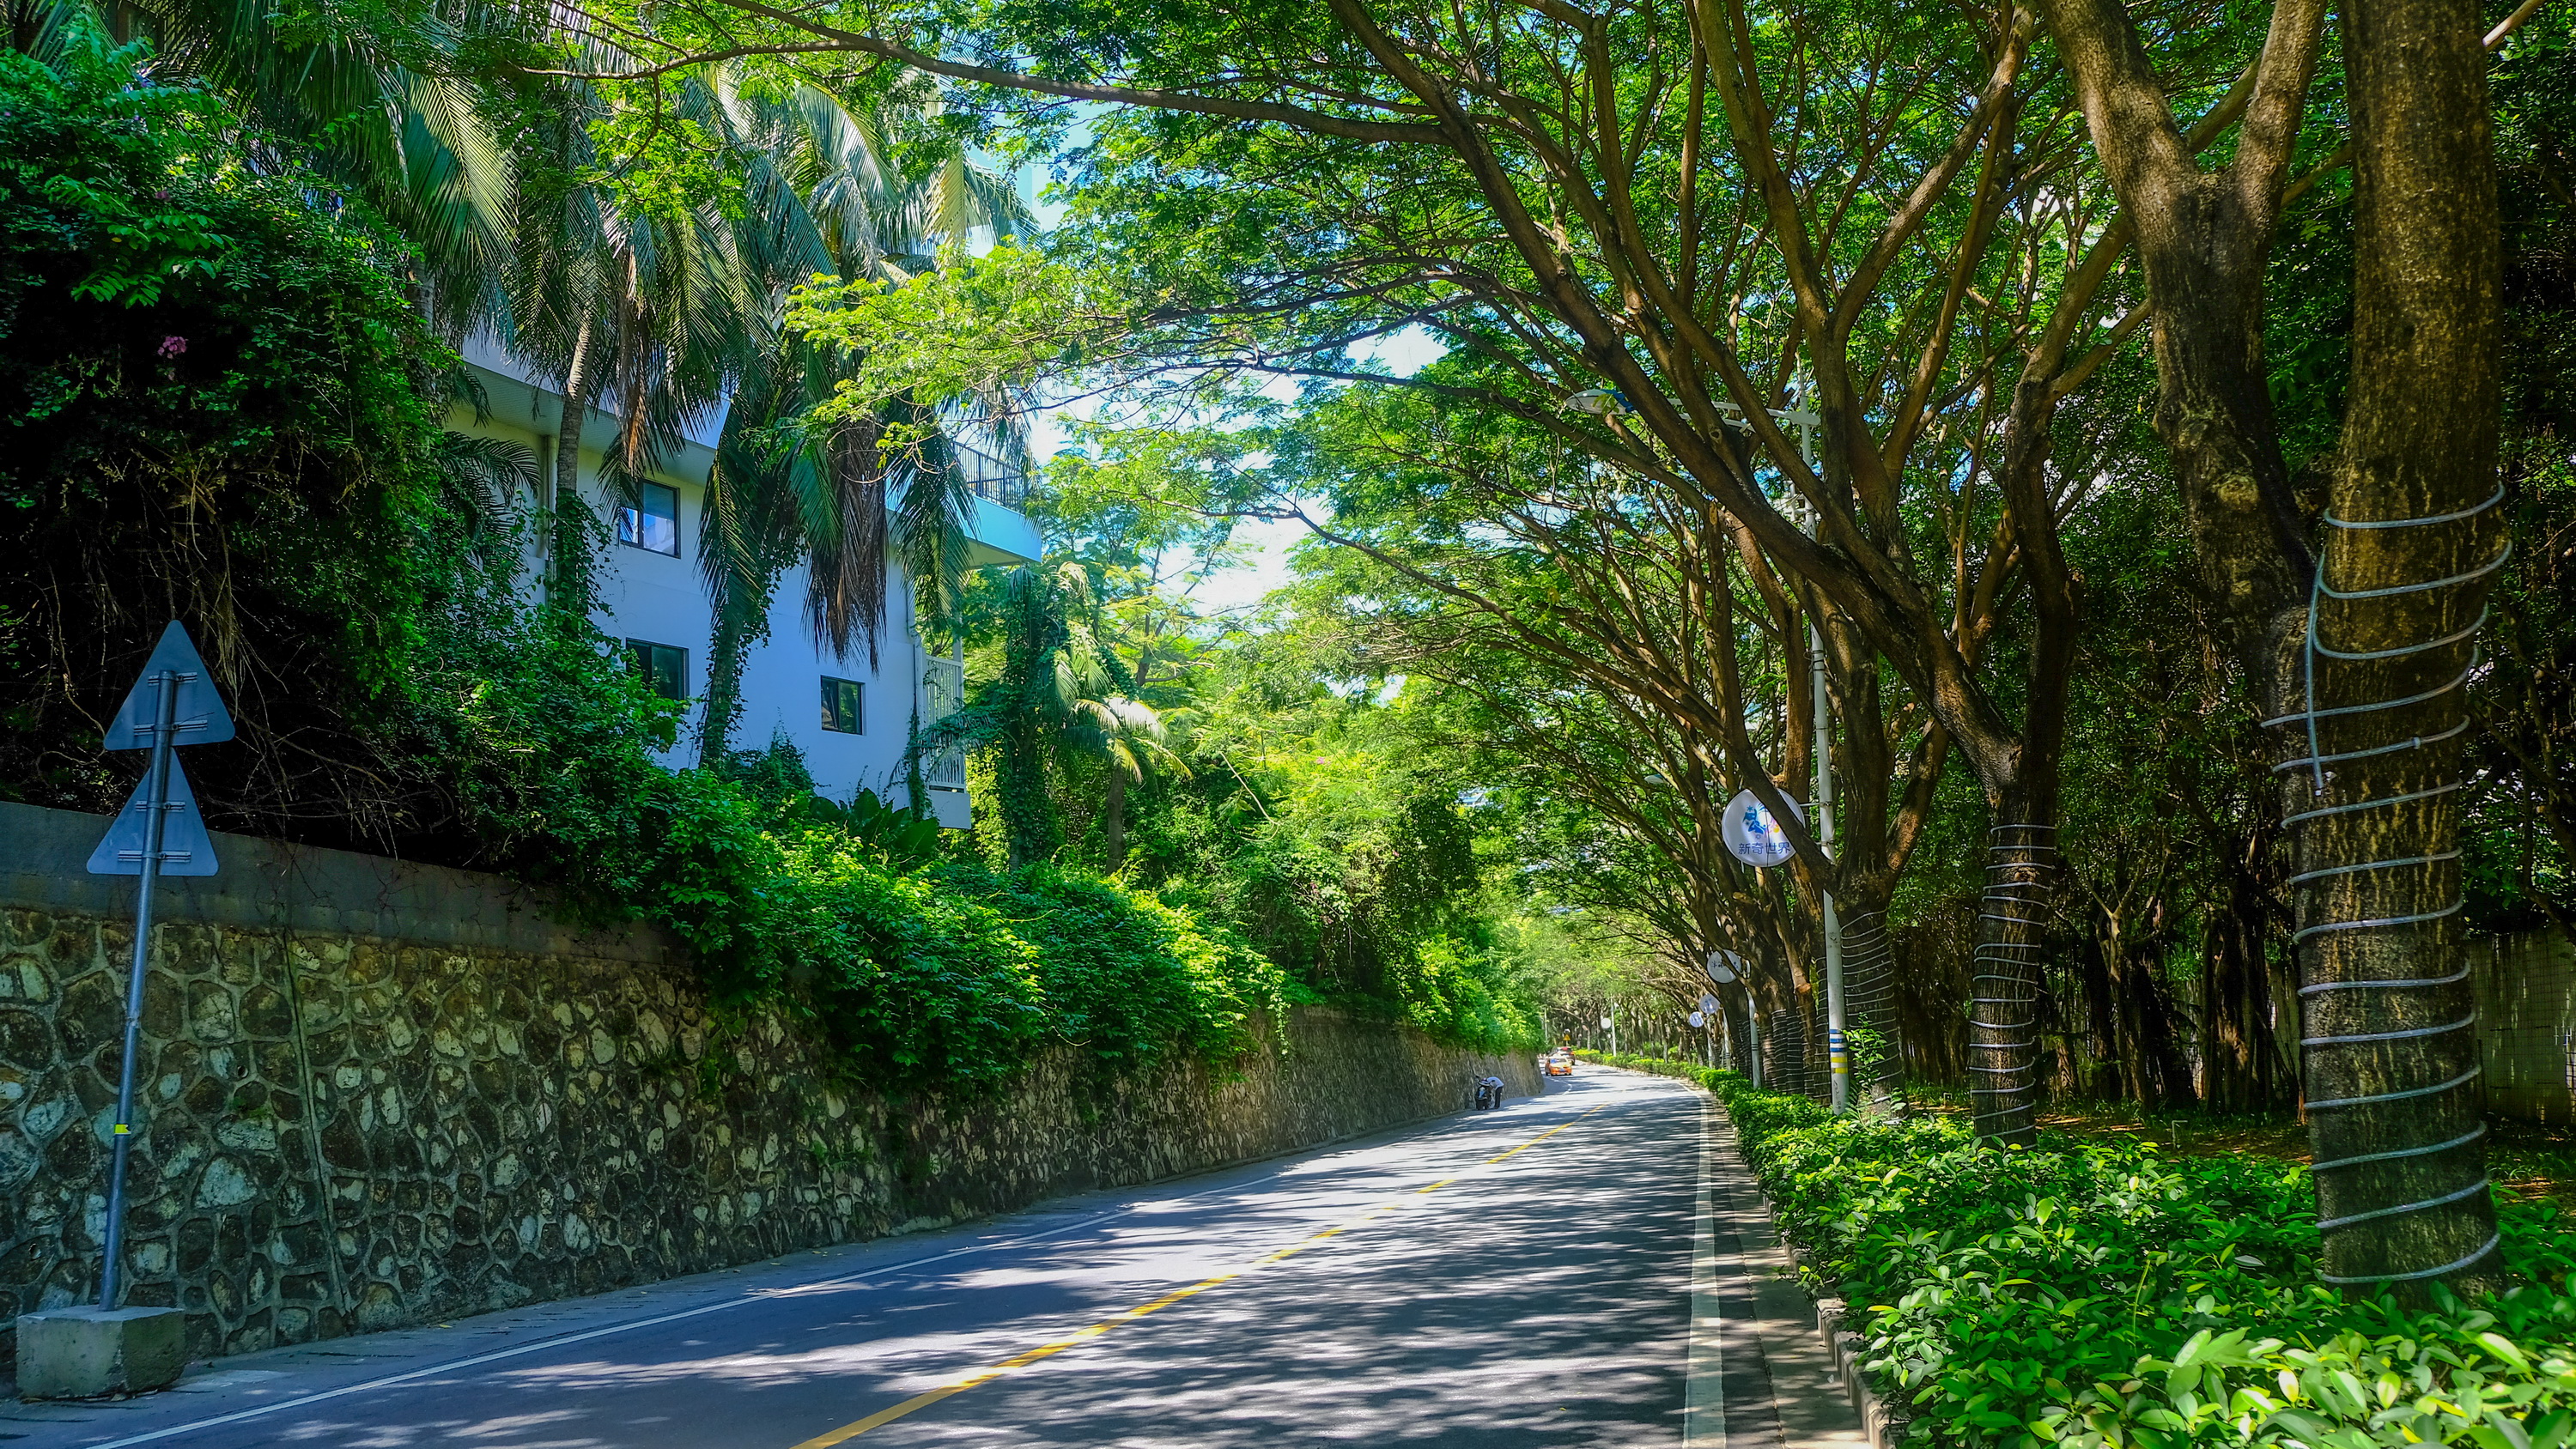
<box><xmin>787</xmin><ymin>1102</ymin><xmax>1607</xmax><ymax>1447</ymax></box>
<box><xmin>1483</xmin><ymin>1108</ymin><xmax>1596</xmax><ymax>1166</ymax></box>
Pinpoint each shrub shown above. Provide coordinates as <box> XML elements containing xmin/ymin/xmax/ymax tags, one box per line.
<box><xmin>408</xmin><ymin>643</ymin><xmax>1291</xmax><ymax>1090</ymax></box>
<box><xmin>0</xmin><ymin>33</ymin><xmax>470</xmax><ymax>827</ymax></box>
<box><xmin>1582</xmin><ymin>1058</ymin><xmax>2576</xmax><ymax>1446</ymax></box>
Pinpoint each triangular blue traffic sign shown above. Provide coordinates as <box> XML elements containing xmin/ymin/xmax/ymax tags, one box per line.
<box><xmin>86</xmin><ymin>755</ymin><xmax>219</xmax><ymax>876</ymax></box>
<box><xmin>103</xmin><ymin>621</ymin><xmax>234</xmax><ymax>751</ymax></box>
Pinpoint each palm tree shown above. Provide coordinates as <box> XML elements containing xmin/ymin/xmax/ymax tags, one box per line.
<box><xmin>1066</xmin><ymin>694</ymin><xmax>1190</xmax><ymax>870</ymax></box>
<box><xmin>9</xmin><ymin>0</ymin><xmax>520</xmax><ymax>338</ymax></box>
<box><xmin>16</xmin><ymin>0</ymin><xmax>1030</xmax><ymax>777</ymax></box>
<box><xmin>922</xmin><ymin>565</ymin><xmax>1187</xmax><ymax>867</ymax></box>
<box><xmin>692</xmin><ymin>81</ymin><xmax>1035</xmax><ymax>764</ymax></box>
<box><xmin>495</xmin><ymin>61</ymin><xmax>791</xmax><ymax>609</ymax></box>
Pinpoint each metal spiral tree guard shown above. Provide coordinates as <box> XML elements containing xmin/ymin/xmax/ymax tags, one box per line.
<box><xmin>1838</xmin><ymin>906</ymin><xmax>1902</xmax><ymax>1101</ymax></box>
<box><xmin>1970</xmin><ymin>824</ymin><xmax>2057</xmax><ymax>1141</ymax></box>
<box><xmin>2263</xmin><ymin>484</ymin><xmax>2510</xmax><ymax>1286</ymax></box>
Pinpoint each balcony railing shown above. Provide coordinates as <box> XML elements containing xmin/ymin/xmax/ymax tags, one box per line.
<box><xmin>948</xmin><ymin>443</ymin><xmax>1028</xmax><ymax>511</ymax></box>
<box><xmin>923</xmin><ymin>654</ymin><xmax>967</xmax><ymax>788</ymax></box>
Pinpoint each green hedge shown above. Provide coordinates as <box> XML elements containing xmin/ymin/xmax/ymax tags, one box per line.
<box><xmin>406</xmin><ymin>616</ymin><xmax>1290</xmax><ymax>1093</ymax></box>
<box><xmin>1577</xmin><ymin>1055</ymin><xmax>2576</xmax><ymax>1446</ymax></box>
<box><xmin>743</xmin><ymin>840</ymin><xmax>1285</xmax><ymax>1088</ymax></box>
<box><xmin>1571</xmin><ymin>1048</ymin><xmax>1728</xmax><ymax>1090</ymax></box>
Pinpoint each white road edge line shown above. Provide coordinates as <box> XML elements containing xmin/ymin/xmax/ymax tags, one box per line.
<box><xmin>1685</xmin><ymin>1093</ymin><xmax>1726</xmax><ymax>1448</ymax></box>
<box><xmin>72</xmin><ymin>1094</ymin><xmax>1587</xmax><ymax>1449</ymax></box>
<box><xmin>70</xmin><ymin>1207</ymin><xmax>1136</xmax><ymax>1449</ymax></box>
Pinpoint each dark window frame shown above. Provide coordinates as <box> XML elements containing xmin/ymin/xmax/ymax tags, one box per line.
<box><xmin>820</xmin><ymin>676</ymin><xmax>864</xmax><ymax>735</ymax></box>
<box><xmin>628</xmin><ymin>640</ymin><xmax>688</xmax><ymax>700</ymax></box>
<box><xmin>616</xmin><ymin>481</ymin><xmax>682</xmax><ymax>557</ymax></box>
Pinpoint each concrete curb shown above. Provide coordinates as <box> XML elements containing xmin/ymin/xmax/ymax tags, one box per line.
<box><xmin>1809</xmin><ymin>1296</ymin><xmax>1900</xmax><ymax>1449</ymax></box>
<box><xmin>1613</xmin><ymin>1064</ymin><xmax>1905</xmax><ymax>1449</ymax></box>
<box><xmin>1739</xmin><ymin>1141</ymin><xmax>1905</xmax><ymax>1449</ymax></box>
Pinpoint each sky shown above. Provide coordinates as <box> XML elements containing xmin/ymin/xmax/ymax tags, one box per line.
<box><xmin>1024</xmin><ymin>326</ymin><xmax>1450</xmax><ymax>616</ymax></box>
<box><xmin>999</xmin><ymin>154</ymin><xmax>1455</xmax><ymax>619</ymax></box>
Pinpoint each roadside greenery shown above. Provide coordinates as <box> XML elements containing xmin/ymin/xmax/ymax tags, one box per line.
<box><xmin>1576</xmin><ymin>1054</ymin><xmax>2576</xmax><ymax>1444</ymax></box>
<box><xmin>8</xmin><ymin>0</ymin><xmax>2573</xmax><ymax>1376</ymax></box>
<box><xmin>927</xmin><ymin>489</ymin><xmax>1552</xmax><ymax>1055</ymax></box>
<box><xmin>0</xmin><ymin>35</ymin><xmax>467</xmax><ymax>824</ymax></box>
<box><xmin>1706</xmin><ymin>1069</ymin><xmax>2576</xmax><ymax>1447</ymax></box>
<box><xmin>0</xmin><ymin>35</ymin><xmax>1544</xmax><ymax>1088</ymax></box>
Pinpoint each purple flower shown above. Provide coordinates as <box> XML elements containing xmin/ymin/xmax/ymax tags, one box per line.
<box><xmin>157</xmin><ymin>336</ymin><xmax>187</xmax><ymax>360</ymax></box>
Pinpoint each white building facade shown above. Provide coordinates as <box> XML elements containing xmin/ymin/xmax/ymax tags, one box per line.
<box><xmin>447</xmin><ymin>337</ymin><xmax>1041</xmax><ymax>828</ymax></box>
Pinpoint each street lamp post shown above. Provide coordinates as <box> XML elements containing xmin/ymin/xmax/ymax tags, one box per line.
<box><xmin>1601</xmin><ymin>383</ymin><xmax>1844</xmax><ymax>1110</ymax></box>
<box><xmin>1794</xmin><ymin>419</ymin><xmax>1850</xmax><ymax>1113</ymax></box>
<box><xmin>1726</xmin><ymin>403</ymin><xmax>1846</xmax><ymax>1112</ymax></box>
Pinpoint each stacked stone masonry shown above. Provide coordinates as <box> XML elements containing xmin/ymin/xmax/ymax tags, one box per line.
<box><xmin>0</xmin><ymin>803</ymin><xmax>1534</xmax><ymax>1369</ymax></box>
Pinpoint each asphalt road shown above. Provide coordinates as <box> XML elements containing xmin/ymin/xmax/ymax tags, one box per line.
<box><xmin>3</xmin><ymin>1068</ymin><xmax>1735</xmax><ymax>1449</ymax></box>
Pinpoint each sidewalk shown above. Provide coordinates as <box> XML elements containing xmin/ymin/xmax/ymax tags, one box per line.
<box><xmin>1686</xmin><ymin>1086</ymin><xmax>1876</xmax><ymax>1449</ymax></box>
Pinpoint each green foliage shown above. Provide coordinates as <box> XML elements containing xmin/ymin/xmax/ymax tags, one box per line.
<box><xmin>720</xmin><ymin>737</ymin><xmax>948</xmax><ymax>871</ymax></box>
<box><xmin>395</xmin><ymin>570</ymin><xmax>1285</xmax><ymax>1089</ymax></box>
<box><xmin>0</xmin><ymin>34</ymin><xmax>488</xmax><ymax>825</ymax></box>
<box><xmin>913</xmin><ymin>439</ymin><xmax>1552</xmax><ymax>1057</ymax></box>
<box><xmin>969</xmin><ymin>864</ymin><xmax>1288</xmax><ymax>1070</ymax></box>
<box><xmin>1386</xmin><ymin>935</ymin><xmax>1544</xmax><ymax>1052</ymax></box>
<box><xmin>0</xmin><ymin>39</ymin><xmax>1284</xmax><ymax>1098</ymax></box>
<box><xmin>785</xmin><ymin>242</ymin><xmax>1115</xmax><ymax>439</ymax></box>
<box><xmin>1570</xmin><ymin>1051</ymin><xmax>1729</xmax><ymax>1092</ymax></box>
<box><xmin>1700</xmin><ymin>1074</ymin><xmax>2576</xmax><ymax>1448</ymax></box>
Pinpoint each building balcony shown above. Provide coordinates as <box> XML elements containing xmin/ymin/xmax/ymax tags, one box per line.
<box><xmin>451</xmin><ymin>341</ymin><xmax>1038</xmax><ymax>567</ymax></box>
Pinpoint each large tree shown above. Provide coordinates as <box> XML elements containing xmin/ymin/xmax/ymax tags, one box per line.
<box><xmin>2026</xmin><ymin>0</ymin><xmax>2525</xmax><ymax>1291</ymax></box>
<box><xmin>467</xmin><ymin>0</ymin><xmax>2526</xmax><ymax>1279</ymax></box>
<box><xmin>739</xmin><ymin>0</ymin><xmax>2228</xmax><ymax>1141</ymax></box>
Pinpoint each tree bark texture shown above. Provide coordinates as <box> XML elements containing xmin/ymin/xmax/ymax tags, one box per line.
<box><xmin>2285</xmin><ymin>0</ymin><xmax>2506</xmax><ymax>1296</ymax></box>
<box><xmin>548</xmin><ymin>318</ymin><xmax>599</xmax><ymax>615</ymax></box>
<box><xmin>1838</xmin><ymin>903</ymin><xmax>1904</xmax><ymax>1101</ymax></box>
<box><xmin>2031</xmin><ymin>0</ymin><xmax>2326</xmax><ymax>718</ymax></box>
<box><xmin>2148</xmin><ymin>224</ymin><xmax>2316</xmax><ymax>715</ymax></box>
<box><xmin>1971</xmin><ymin>818</ymin><xmax>2058</xmax><ymax>1145</ymax></box>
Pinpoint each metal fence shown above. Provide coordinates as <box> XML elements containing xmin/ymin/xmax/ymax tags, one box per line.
<box><xmin>922</xmin><ymin>655</ymin><xmax>966</xmax><ymax>788</ymax></box>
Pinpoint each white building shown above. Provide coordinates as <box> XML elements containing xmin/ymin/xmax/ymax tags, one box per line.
<box><xmin>447</xmin><ymin>336</ymin><xmax>1041</xmax><ymax>828</ymax></box>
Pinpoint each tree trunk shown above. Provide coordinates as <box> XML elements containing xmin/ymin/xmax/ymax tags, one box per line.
<box><xmin>2153</xmin><ymin>239</ymin><xmax>2316</xmax><ymax>721</ymax></box>
<box><xmin>1836</xmin><ymin>897</ymin><xmax>1904</xmax><ymax>1103</ymax></box>
<box><xmin>697</xmin><ymin>579</ymin><xmax>751</xmax><ymax>768</ymax></box>
<box><xmin>1765</xmin><ymin>1006</ymin><xmax>1807</xmax><ymax>1095</ymax></box>
<box><xmin>2115</xmin><ymin>912</ymin><xmax>2199</xmax><ymax>1110</ymax></box>
<box><xmin>2287</xmin><ymin>0</ymin><xmax>2506</xmax><ymax>1297</ymax></box>
<box><xmin>549</xmin><ymin>318</ymin><xmax>599</xmax><ymax>619</ymax></box>
<box><xmin>2079</xmin><ymin>921</ymin><xmax>2122</xmax><ymax>1101</ymax></box>
<box><xmin>1970</xmin><ymin>807</ymin><xmax>2058</xmax><ymax>1146</ymax></box>
<box><xmin>2201</xmin><ymin>826</ymin><xmax>2287</xmax><ymax>1113</ymax></box>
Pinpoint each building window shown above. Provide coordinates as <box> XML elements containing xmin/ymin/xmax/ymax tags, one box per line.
<box><xmin>617</xmin><ymin>481</ymin><xmax>680</xmax><ymax>556</ymax></box>
<box><xmin>629</xmin><ymin>640</ymin><xmax>688</xmax><ymax>700</ymax></box>
<box><xmin>821</xmin><ymin>676</ymin><xmax>863</xmax><ymax>735</ymax></box>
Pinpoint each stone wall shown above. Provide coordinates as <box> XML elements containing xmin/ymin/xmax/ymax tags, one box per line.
<box><xmin>0</xmin><ymin>803</ymin><xmax>1535</xmax><ymax>1368</ymax></box>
